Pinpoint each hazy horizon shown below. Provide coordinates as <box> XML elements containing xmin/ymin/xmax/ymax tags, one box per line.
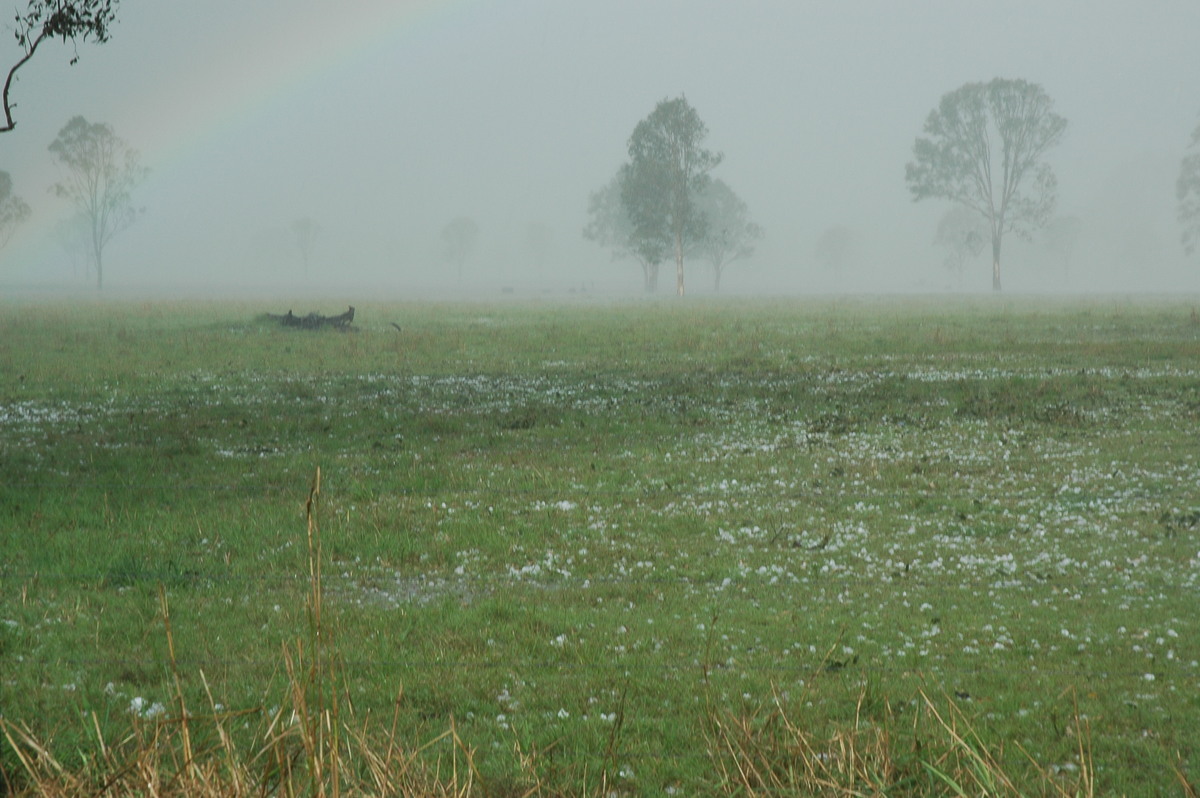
<box><xmin>2</xmin><ymin>0</ymin><xmax>1198</xmax><ymax>298</ymax></box>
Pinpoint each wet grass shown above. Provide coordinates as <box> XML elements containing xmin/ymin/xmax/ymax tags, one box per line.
<box><xmin>2</xmin><ymin>295</ymin><xmax>1200</xmax><ymax>795</ymax></box>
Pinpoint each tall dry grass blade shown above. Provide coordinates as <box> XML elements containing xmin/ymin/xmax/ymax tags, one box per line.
<box><xmin>2</xmin><ymin>719</ymin><xmax>70</xmax><ymax>791</ymax></box>
<box><xmin>158</xmin><ymin>585</ymin><xmax>198</xmax><ymax>789</ymax></box>
<box><xmin>1176</xmin><ymin>758</ymin><xmax>1200</xmax><ymax>798</ymax></box>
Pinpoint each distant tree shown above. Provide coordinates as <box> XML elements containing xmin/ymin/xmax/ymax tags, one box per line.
<box><xmin>692</xmin><ymin>178</ymin><xmax>762</xmax><ymax>292</ymax></box>
<box><xmin>3</xmin><ymin>1</ymin><xmax>121</xmax><ymax>133</ymax></box>
<box><xmin>53</xmin><ymin>212</ymin><xmax>90</xmax><ymax>278</ymax></box>
<box><xmin>0</xmin><ymin>171</ymin><xmax>31</xmax><ymax>248</ymax></box>
<box><xmin>1178</xmin><ymin>118</ymin><xmax>1200</xmax><ymax>256</ymax></box>
<box><xmin>48</xmin><ymin>115</ymin><xmax>148</xmax><ymax>290</ymax></box>
<box><xmin>906</xmin><ymin>78</ymin><xmax>1067</xmax><ymax>291</ymax></box>
<box><xmin>441</xmin><ymin>216</ymin><xmax>479</xmax><ymax>278</ymax></box>
<box><xmin>523</xmin><ymin>221</ymin><xmax>553</xmax><ymax>275</ymax></box>
<box><xmin>624</xmin><ymin>95</ymin><xmax>722</xmax><ymax>296</ymax></box>
<box><xmin>291</xmin><ymin>217</ymin><xmax>319</xmax><ymax>277</ymax></box>
<box><xmin>1041</xmin><ymin>214</ymin><xmax>1083</xmax><ymax>280</ymax></box>
<box><xmin>583</xmin><ymin>166</ymin><xmax>668</xmax><ymax>292</ymax></box>
<box><xmin>814</xmin><ymin>224</ymin><xmax>858</xmax><ymax>274</ymax></box>
<box><xmin>934</xmin><ymin>206</ymin><xmax>988</xmax><ymax>288</ymax></box>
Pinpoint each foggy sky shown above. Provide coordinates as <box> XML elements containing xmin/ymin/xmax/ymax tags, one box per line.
<box><xmin>2</xmin><ymin>0</ymin><xmax>1198</xmax><ymax>296</ymax></box>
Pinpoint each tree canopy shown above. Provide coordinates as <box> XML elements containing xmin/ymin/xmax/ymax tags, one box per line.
<box><xmin>906</xmin><ymin>78</ymin><xmax>1066</xmax><ymax>291</ymax></box>
<box><xmin>583</xmin><ymin>166</ymin><xmax>669</xmax><ymax>292</ymax></box>
<box><xmin>691</xmin><ymin>178</ymin><xmax>762</xmax><ymax>292</ymax></box>
<box><xmin>624</xmin><ymin>95</ymin><xmax>722</xmax><ymax>296</ymax></box>
<box><xmin>48</xmin><ymin>115</ymin><xmax>148</xmax><ymax>290</ymax></box>
<box><xmin>1178</xmin><ymin>118</ymin><xmax>1200</xmax><ymax>257</ymax></box>
<box><xmin>4</xmin><ymin>1</ymin><xmax>120</xmax><ymax>133</ymax></box>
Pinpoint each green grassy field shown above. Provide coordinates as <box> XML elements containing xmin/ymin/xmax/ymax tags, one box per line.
<box><xmin>2</xmin><ymin>296</ymin><xmax>1199</xmax><ymax>795</ymax></box>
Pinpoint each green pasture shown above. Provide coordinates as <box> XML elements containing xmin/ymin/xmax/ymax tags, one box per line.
<box><xmin>2</xmin><ymin>296</ymin><xmax>1199</xmax><ymax>795</ymax></box>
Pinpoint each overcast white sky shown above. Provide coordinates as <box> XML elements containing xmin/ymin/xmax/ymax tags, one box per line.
<box><xmin>1</xmin><ymin>0</ymin><xmax>1198</xmax><ymax>295</ymax></box>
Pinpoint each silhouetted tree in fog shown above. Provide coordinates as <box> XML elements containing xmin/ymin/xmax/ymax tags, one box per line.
<box><xmin>1041</xmin><ymin>215</ymin><xmax>1082</xmax><ymax>282</ymax></box>
<box><xmin>524</xmin><ymin>221</ymin><xmax>553</xmax><ymax>276</ymax></box>
<box><xmin>692</xmin><ymin>178</ymin><xmax>762</xmax><ymax>292</ymax></box>
<box><xmin>48</xmin><ymin>115</ymin><xmax>148</xmax><ymax>290</ymax></box>
<box><xmin>292</xmin><ymin>217</ymin><xmax>319</xmax><ymax>277</ymax></box>
<box><xmin>442</xmin><ymin>216</ymin><xmax>479</xmax><ymax>279</ymax></box>
<box><xmin>814</xmin><ymin>225</ymin><xmax>858</xmax><ymax>275</ymax></box>
<box><xmin>0</xmin><ymin>171</ymin><xmax>31</xmax><ymax>248</ymax></box>
<box><xmin>53</xmin><ymin>212</ymin><xmax>90</xmax><ymax>279</ymax></box>
<box><xmin>583</xmin><ymin>167</ymin><xmax>668</xmax><ymax>292</ymax></box>
<box><xmin>624</xmin><ymin>95</ymin><xmax>721</xmax><ymax>296</ymax></box>
<box><xmin>1178</xmin><ymin>117</ymin><xmax>1200</xmax><ymax>256</ymax></box>
<box><xmin>906</xmin><ymin>78</ymin><xmax>1066</xmax><ymax>292</ymax></box>
<box><xmin>934</xmin><ymin>206</ymin><xmax>987</xmax><ymax>289</ymax></box>
<box><xmin>3</xmin><ymin>1</ymin><xmax>120</xmax><ymax>133</ymax></box>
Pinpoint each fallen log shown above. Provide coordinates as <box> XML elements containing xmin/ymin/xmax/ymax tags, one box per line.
<box><xmin>265</xmin><ymin>306</ymin><xmax>355</xmax><ymax>330</ymax></box>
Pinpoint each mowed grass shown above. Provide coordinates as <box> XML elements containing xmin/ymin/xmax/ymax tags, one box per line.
<box><xmin>2</xmin><ymin>296</ymin><xmax>1200</xmax><ymax>795</ymax></box>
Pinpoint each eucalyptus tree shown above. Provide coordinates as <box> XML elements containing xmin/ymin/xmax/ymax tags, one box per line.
<box><xmin>0</xmin><ymin>170</ymin><xmax>31</xmax><ymax>248</ymax></box>
<box><xmin>692</xmin><ymin>178</ymin><xmax>762</xmax><ymax>292</ymax></box>
<box><xmin>906</xmin><ymin>78</ymin><xmax>1067</xmax><ymax>291</ymax></box>
<box><xmin>1179</xmin><ymin>117</ymin><xmax>1200</xmax><ymax>256</ymax></box>
<box><xmin>623</xmin><ymin>95</ymin><xmax>722</xmax><ymax>296</ymax></box>
<box><xmin>4</xmin><ymin>1</ymin><xmax>120</xmax><ymax>133</ymax></box>
<box><xmin>583</xmin><ymin>166</ymin><xmax>669</xmax><ymax>292</ymax></box>
<box><xmin>48</xmin><ymin>115</ymin><xmax>148</xmax><ymax>290</ymax></box>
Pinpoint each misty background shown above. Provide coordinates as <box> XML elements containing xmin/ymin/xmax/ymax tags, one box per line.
<box><xmin>1</xmin><ymin>0</ymin><xmax>1198</xmax><ymax>296</ymax></box>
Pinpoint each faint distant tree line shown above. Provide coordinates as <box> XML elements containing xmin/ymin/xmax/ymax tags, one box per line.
<box><xmin>3</xmin><ymin>0</ymin><xmax>120</xmax><ymax>133</ymax></box>
<box><xmin>292</xmin><ymin>217</ymin><xmax>320</xmax><ymax>277</ymax></box>
<box><xmin>1179</xmin><ymin>116</ymin><xmax>1200</xmax><ymax>257</ymax></box>
<box><xmin>0</xmin><ymin>170</ymin><xmax>31</xmax><ymax>248</ymax></box>
<box><xmin>442</xmin><ymin>216</ymin><xmax>479</xmax><ymax>278</ymax></box>
<box><xmin>933</xmin><ymin>207</ymin><xmax>987</xmax><ymax>289</ymax></box>
<box><xmin>584</xmin><ymin>95</ymin><xmax>762</xmax><ymax>294</ymax></box>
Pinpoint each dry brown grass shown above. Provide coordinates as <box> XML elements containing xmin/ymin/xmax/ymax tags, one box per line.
<box><xmin>703</xmin><ymin>680</ymin><xmax>1098</xmax><ymax>798</ymax></box>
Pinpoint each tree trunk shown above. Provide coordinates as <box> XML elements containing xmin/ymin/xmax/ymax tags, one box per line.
<box><xmin>713</xmin><ymin>265</ymin><xmax>722</xmax><ymax>293</ymax></box>
<box><xmin>674</xmin><ymin>231</ymin><xmax>685</xmax><ymax>297</ymax></box>
<box><xmin>991</xmin><ymin>233</ymin><xmax>1002</xmax><ymax>292</ymax></box>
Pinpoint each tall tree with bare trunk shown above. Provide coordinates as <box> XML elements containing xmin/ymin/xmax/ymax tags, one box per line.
<box><xmin>49</xmin><ymin>115</ymin><xmax>148</xmax><ymax>290</ymax></box>
<box><xmin>906</xmin><ymin>78</ymin><xmax>1066</xmax><ymax>292</ymax></box>
<box><xmin>3</xmin><ymin>1</ymin><xmax>119</xmax><ymax>134</ymax></box>
<box><xmin>624</xmin><ymin>95</ymin><xmax>721</xmax><ymax>297</ymax></box>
